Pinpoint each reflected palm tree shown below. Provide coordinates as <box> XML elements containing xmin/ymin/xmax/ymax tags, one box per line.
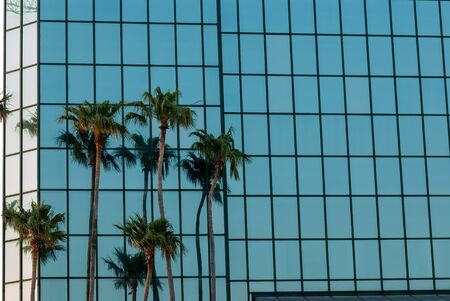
<box><xmin>16</xmin><ymin>109</ymin><xmax>38</xmax><ymax>137</ymax></box>
<box><xmin>180</xmin><ymin>152</ymin><xmax>224</xmax><ymax>301</ymax></box>
<box><xmin>0</xmin><ymin>92</ymin><xmax>12</xmax><ymax>122</ymax></box>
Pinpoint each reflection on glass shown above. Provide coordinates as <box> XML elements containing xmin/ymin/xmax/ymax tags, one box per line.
<box><xmin>23</xmin><ymin>23</ymin><xmax>38</xmax><ymax>67</ymax></box>
<box><xmin>6</xmin><ymin>28</ymin><xmax>21</xmax><ymax>71</ymax></box>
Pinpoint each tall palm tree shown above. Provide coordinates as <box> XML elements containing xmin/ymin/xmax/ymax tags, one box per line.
<box><xmin>190</xmin><ymin>128</ymin><xmax>250</xmax><ymax>301</ymax></box>
<box><xmin>126</xmin><ymin>87</ymin><xmax>195</xmax><ymax>301</ymax></box>
<box><xmin>58</xmin><ymin>101</ymin><xmax>126</xmax><ymax>301</ymax></box>
<box><xmin>3</xmin><ymin>201</ymin><xmax>66</xmax><ymax>301</ymax></box>
<box><xmin>114</xmin><ymin>134</ymin><xmax>176</xmax><ymax>223</ymax></box>
<box><xmin>180</xmin><ymin>152</ymin><xmax>223</xmax><ymax>301</ymax></box>
<box><xmin>0</xmin><ymin>91</ymin><xmax>12</xmax><ymax>121</ymax></box>
<box><xmin>116</xmin><ymin>216</ymin><xmax>184</xmax><ymax>301</ymax></box>
<box><xmin>56</xmin><ymin>130</ymin><xmax>120</xmax><ymax>299</ymax></box>
<box><xmin>103</xmin><ymin>248</ymin><xmax>148</xmax><ymax>301</ymax></box>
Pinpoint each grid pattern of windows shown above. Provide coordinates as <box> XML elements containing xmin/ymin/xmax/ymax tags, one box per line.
<box><xmin>4</xmin><ymin>0</ymin><xmax>450</xmax><ymax>301</ymax></box>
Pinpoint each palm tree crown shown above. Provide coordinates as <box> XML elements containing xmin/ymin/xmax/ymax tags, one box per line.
<box><xmin>0</xmin><ymin>92</ymin><xmax>12</xmax><ymax>121</ymax></box>
<box><xmin>190</xmin><ymin>127</ymin><xmax>250</xmax><ymax>179</ymax></box>
<box><xmin>103</xmin><ymin>248</ymin><xmax>146</xmax><ymax>290</ymax></box>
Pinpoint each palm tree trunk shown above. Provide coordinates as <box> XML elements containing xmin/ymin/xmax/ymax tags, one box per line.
<box><xmin>131</xmin><ymin>283</ymin><xmax>137</xmax><ymax>301</ymax></box>
<box><xmin>88</xmin><ymin>142</ymin><xmax>102</xmax><ymax>301</ymax></box>
<box><xmin>195</xmin><ymin>193</ymin><xmax>207</xmax><ymax>301</ymax></box>
<box><xmin>165</xmin><ymin>253</ymin><xmax>176</xmax><ymax>301</ymax></box>
<box><xmin>157</xmin><ymin>123</ymin><xmax>176</xmax><ymax>300</ymax></box>
<box><xmin>143</xmin><ymin>250</ymin><xmax>155</xmax><ymax>301</ymax></box>
<box><xmin>152</xmin><ymin>265</ymin><xmax>160</xmax><ymax>301</ymax></box>
<box><xmin>30</xmin><ymin>243</ymin><xmax>39</xmax><ymax>301</ymax></box>
<box><xmin>157</xmin><ymin>123</ymin><xmax>167</xmax><ymax>218</ymax></box>
<box><xmin>143</xmin><ymin>170</ymin><xmax>149</xmax><ymax>223</ymax></box>
<box><xmin>86</xmin><ymin>164</ymin><xmax>95</xmax><ymax>300</ymax></box>
<box><xmin>208</xmin><ymin>164</ymin><xmax>222</xmax><ymax>301</ymax></box>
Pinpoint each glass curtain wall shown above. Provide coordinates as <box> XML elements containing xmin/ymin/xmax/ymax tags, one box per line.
<box><xmin>3</xmin><ymin>0</ymin><xmax>38</xmax><ymax>300</ymax></box>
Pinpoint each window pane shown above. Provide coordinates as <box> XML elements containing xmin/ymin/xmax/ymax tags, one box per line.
<box><xmin>291</xmin><ymin>0</ymin><xmax>314</xmax><ymax>33</ymax></box>
<box><xmin>300</xmin><ymin>197</ymin><xmax>325</xmax><ymax>238</ymax></box>
<box><xmin>350</xmin><ymin>158</ymin><xmax>375</xmax><ymax>195</ymax></box>
<box><xmin>419</xmin><ymin>38</ymin><xmax>443</xmax><ymax>76</ymax></box>
<box><xmin>329</xmin><ymin>241</ymin><xmax>354</xmax><ymax>279</ymax></box>
<box><xmin>299</xmin><ymin>158</ymin><xmax>323</xmax><ymax>195</ymax></box>
<box><xmin>123</xmin><ymin>24</ymin><xmax>148</xmax><ymax>64</ymax></box>
<box><xmin>416</xmin><ymin>0</ymin><xmax>440</xmax><ymax>36</ymax></box>
<box><xmin>245</xmin><ymin>157</ymin><xmax>270</xmax><ymax>195</ymax></box>
<box><xmin>40</xmin><ymin>23</ymin><xmax>65</xmax><ymax>64</ymax></box>
<box><xmin>150</xmin><ymin>25</ymin><xmax>175</xmax><ymax>65</ymax></box>
<box><xmin>405</xmin><ymin>197</ymin><xmax>430</xmax><ymax>238</ymax></box>
<box><xmin>344</xmin><ymin>37</ymin><xmax>367</xmax><ymax>75</ymax></box>
<box><xmin>68</xmin><ymin>23</ymin><xmax>93</xmax><ymax>64</ymax></box>
<box><xmin>96</xmin><ymin>0</ymin><xmax>120</xmax><ymax>21</ymax></box>
<box><xmin>268</xmin><ymin>76</ymin><xmax>292</xmax><ymax>112</ymax></box>
<box><xmin>276</xmin><ymin>241</ymin><xmax>301</xmax><ymax>279</ymax></box>
<box><xmin>369</xmin><ymin>37</ymin><xmax>393</xmax><ymax>76</ymax></box>
<box><xmin>397</xmin><ymin>78</ymin><xmax>421</xmax><ymax>114</ymax></box>
<box><xmin>422</xmin><ymin>78</ymin><xmax>446</xmax><ymax>114</ymax></box>
<box><xmin>427</xmin><ymin>158</ymin><xmax>450</xmax><ymax>195</ymax></box>
<box><xmin>23</xmin><ymin>23</ymin><xmax>37</xmax><ymax>67</ymax></box>
<box><xmin>274</xmin><ymin>198</ymin><xmax>298</xmax><ymax>238</ymax></box>
<box><xmin>326</xmin><ymin>197</ymin><xmax>351</xmax><ymax>238</ymax></box>
<box><xmin>324</xmin><ymin>158</ymin><xmax>349</xmax><ymax>195</ymax></box>
<box><xmin>353</xmin><ymin>197</ymin><xmax>378</xmax><ymax>238</ymax></box>
<box><xmin>302</xmin><ymin>241</ymin><xmax>327</xmax><ymax>279</ymax></box>
<box><xmin>248</xmin><ymin>241</ymin><xmax>273</xmax><ymax>280</ymax></box>
<box><xmin>424</xmin><ymin>117</ymin><xmax>449</xmax><ymax>156</ymax></box>
<box><xmin>266</xmin><ymin>35</ymin><xmax>291</xmax><ymax>74</ymax></box>
<box><xmin>341</xmin><ymin>0</ymin><xmax>365</xmax><ymax>34</ymax></box>
<box><xmin>239</xmin><ymin>0</ymin><xmax>263</xmax><ymax>32</ymax></box>
<box><xmin>96</xmin><ymin>67</ymin><xmax>121</xmax><ymax>102</ymax></box>
<box><xmin>294</xmin><ymin>77</ymin><xmax>318</xmax><ymax>113</ymax></box>
<box><xmin>402</xmin><ymin>158</ymin><xmax>427</xmax><ymax>195</ymax></box>
<box><xmin>346</xmin><ymin>77</ymin><xmax>370</xmax><ymax>113</ymax></box>
<box><xmin>399</xmin><ymin>116</ymin><xmax>424</xmax><ymax>156</ymax></box>
<box><xmin>316</xmin><ymin>0</ymin><xmax>340</xmax><ymax>34</ymax></box>
<box><xmin>240</xmin><ymin>35</ymin><xmax>265</xmax><ymax>74</ymax></box>
<box><xmin>123</xmin><ymin>0</ymin><xmax>147</xmax><ymax>22</ymax></box>
<box><xmin>265</xmin><ymin>0</ymin><xmax>288</xmax><ymax>33</ymax></box>
<box><xmin>322</xmin><ymin>116</ymin><xmax>347</xmax><ymax>155</ymax></box>
<box><xmin>271</xmin><ymin>157</ymin><xmax>296</xmax><ymax>195</ymax></box>
<box><xmin>366</xmin><ymin>0</ymin><xmax>391</xmax><ymax>34</ymax></box>
<box><xmin>355</xmin><ymin>241</ymin><xmax>380</xmax><ymax>279</ymax></box>
<box><xmin>376</xmin><ymin>158</ymin><xmax>401</xmax><ymax>195</ymax></box>
<box><xmin>292</xmin><ymin>36</ymin><xmax>316</xmax><ymax>75</ymax></box>
<box><xmin>68</xmin><ymin>0</ymin><xmax>92</xmax><ymax>20</ymax></box>
<box><xmin>374</xmin><ymin>116</ymin><xmax>398</xmax><ymax>156</ymax></box>
<box><xmin>381</xmin><ymin>240</ymin><xmax>406</xmax><ymax>278</ymax></box>
<box><xmin>242</xmin><ymin>76</ymin><xmax>266</xmax><ymax>112</ymax></box>
<box><xmin>371</xmin><ymin>78</ymin><xmax>395</xmax><ymax>113</ymax></box>
<box><xmin>177</xmin><ymin>25</ymin><xmax>202</xmax><ymax>65</ymax></box>
<box><xmin>149</xmin><ymin>0</ymin><xmax>174</xmax><ymax>22</ymax></box>
<box><xmin>320</xmin><ymin>77</ymin><xmax>344</xmax><ymax>113</ymax></box>
<box><xmin>68</xmin><ymin>66</ymin><xmax>94</xmax><ymax>103</ymax></box>
<box><xmin>431</xmin><ymin>197</ymin><xmax>450</xmax><ymax>237</ymax></box>
<box><xmin>379</xmin><ymin>197</ymin><xmax>404</xmax><ymax>238</ymax></box>
<box><xmin>95</xmin><ymin>24</ymin><xmax>121</xmax><ymax>64</ymax></box>
<box><xmin>297</xmin><ymin>115</ymin><xmax>321</xmax><ymax>155</ymax></box>
<box><xmin>270</xmin><ymin>115</ymin><xmax>294</xmax><ymax>155</ymax></box>
<box><xmin>318</xmin><ymin>37</ymin><xmax>342</xmax><ymax>75</ymax></box>
<box><xmin>407</xmin><ymin>240</ymin><xmax>433</xmax><ymax>278</ymax></box>
<box><xmin>243</xmin><ymin>115</ymin><xmax>268</xmax><ymax>155</ymax></box>
<box><xmin>394</xmin><ymin>38</ymin><xmax>418</xmax><ymax>76</ymax></box>
<box><xmin>391</xmin><ymin>0</ymin><xmax>415</xmax><ymax>35</ymax></box>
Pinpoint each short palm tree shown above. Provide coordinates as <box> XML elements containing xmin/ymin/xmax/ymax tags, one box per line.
<box><xmin>58</xmin><ymin>101</ymin><xmax>126</xmax><ymax>301</ymax></box>
<box><xmin>126</xmin><ymin>87</ymin><xmax>195</xmax><ymax>301</ymax></box>
<box><xmin>57</xmin><ymin>130</ymin><xmax>120</xmax><ymax>299</ymax></box>
<box><xmin>180</xmin><ymin>152</ymin><xmax>223</xmax><ymax>301</ymax></box>
<box><xmin>103</xmin><ymin>248</ymin><xmax>148</xmax><ymax>301</ymax></box>
<box><xmin>3</xmin><ymin>201</ymin><xmax>66</xmax><ymax>301</ymax></box>
<box><xmin>190</xmin><ymin>128</ymin><xmax>250</xmax><ymax>301</ymax></box>
<box><xmin>116</xmin><ymin>216</ymin><xmax>184</xmax><ymax>301</ymax></box>
<box><xmin>114</xmin><ymin>134</ymin><xmax>176</xmax><ymax>223</ymax></box>
<box><xmin>0</xmin><ymin>91</ymin><xmax>12</xmax><ymax>121</ymax></box>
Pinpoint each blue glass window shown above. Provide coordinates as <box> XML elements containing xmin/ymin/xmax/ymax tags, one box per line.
<box><xmin>326</xmin><ymin>197</ymin><xmax>351</xmax><ymax>238</ymax></box>
<box><xmin>245</xmin><ymin>157</ymin><xmax>270</xmax><ymax>195</ymax></box>
<box><xmin>397</xmin><ymin>78</ymin><xmax>421</xmax><ymax>114</ymax></box>
<box><xmin>40</xmin><ymin>105</ymin><xmax>65</xmax><ymax>147</ymax></box>
<box><xmin>149</xmin><ymin>0</ymin><xmax>174</xmax><ymax>22</ymax></box>
<box><xmin>244</xmin><ymin>115</ymin><xmax>268</xmax><ymax>155</ymax></box>
<box><xmin>239</xmin><ymin>0</ymin><xmax>263</xmax><ymax>33</ymax></box>
<box><xmin>176</xmin><ymin>0</ymin><xmax>201</xmax><ymax>23</ymax></box>
<box><xmin>204</xmin><ymin>26</ymin><xmax>218</xmax><ymax>66</ymax></box>
<box><xmin>419</xmin><ymin>38</ymin><xmax>443</xmax><ymax>76</ymax></box>
<box><xmin>177</xmin><ymin>26</ymin><xmax>202</xmax><ymax>65</ymax></box>
<box><xmin>366</xmin><ymin>0</ymin><xmax>391</xmax><ymax>34</ymax></box>
<box><xmin>268</xmin><ymin>76</ymin><xmax>292</xmax><ymax>112</ymax></box>
<box><xmin>276</xmin><ymin>241</ymin><xmax>301</xmax><ymax>279</ymax></box>
<box><xmin>430</xmin><ymin>197</ymin><xmax>450</xmax><ymax>237</ymax></box>
<box><xmin>371</xmin><ymin>78</ymin><xmax>396</xmax><ymax>113</ymax></box>
<box><xmin>376</xmin><ymin>158</ymin><xmax>401</xmax><ymax>195</ymax></box>
<box><xmin>422</xmin><ymin>78</ymin><xmax>446</xmax><ymax>114</ymax></box>
<box><xmin>346</xmin><ymin>77</ymin><xmax>370</xmax><ymax>113</ymax></box>
<box><xmin>248</xmin><ymin>241</ymin><xmax>273</xmax><ymax>279</ymax></box>
<box><xmin>178</xmin><ymin>68</ymin><xmax>203</xmax><ymax>105</ymax></box>
<box><xmin>374</xmin><ymin>116</ymin><xmax>398</xmax><ymax>156</ymax></box>
<box><xmin>294</xmin><ymin>77</ymin><xmax>318</xmax><ymax>113</ymax></box>
<box><xmin>41</xmin><ymin>0</ymin><xmax>65</xmax><ymax>20</ymax></box>
<box><xmin>221</xmin><ymin>0</ymin><xmax>237</xmax><ymax>32</ymax></box>
<box><xmin>150</xmin><ymin>25</ymin><xmax>175</xmax><ymax>65</ymax></box>
<box><xmin>425</xmin><ymin>117</ymin><xmax>449</xmax><ymax>156</ymax></box>
<box><xmin>391</xmin><ymin>0</ymin><xmax>415</xmax><ymax>35</ymax></box>
<box><xmin>271</xmin><ymin>158</ymin><xmax>296</xmax><ymax>195</ymax></box>
<box><xmin>242</xmin><ymin>76</ymin><xmax>266</xmax><ymax>112</ymax></box>
<box><xmin>348</xmin><ymin>116</ymin><xmax>373</xmax><ymax>155</ymax></box>
<box><xmin>96</xmin><ymin>0</ymin><xmax>120</xmax><ymax>21</ymax></box>
<box><xmin>270</xmin><ymin>115</ymin><xmax>294</xmax><ymax>155</ymax></box>
<box><xmin>394</xmin><ymin>38</ymin><xmax>418</xmax><ymax>76</ymax></box>
<box><xmin>290</xmin><ymin>0</ymin><xmax>314</xmax><ymax>34</ymax></box>
<box><xmin>240</xmin><ymin>35</ymin><xmax>265</xmax><ymax>74</ymax></box>
<box><xmin>427</xmin><ymin>158</ymin><xmax>450</xmax><ymax>195</ymax></box>
<box><xmin>355</xmin><ymin>241</ymin><xmax>380</xmax><ymax>279</ymax></box>
<box><xmin>399</xmin><ymin>116</ymin><xmax>424</xmax><ymax>155</ymax></box>
<box><xmin>266</xmin><ymin>35</ymin><xmax>291</xmax><ymax>74</ymax></box>
<box><xmin>405</xmin><ymin>197</ymin><xmax>430</xmax><ymax>238</ymax></box>
<box><xmin>40</xmin><ymin>150</ymin><xmax>67</xmax><ymax>189</ymax></box>
<box><xmin>302</xmin><ymin>241</ymin><xmax>327</xmax><ymax>279</ymax></box>
<box><xmin>402</xmin><ymin>158</ymin><xmax>427</xmax><ymax>195</ymax></box>
<box><xmin>41</xmin><ymin>65</ymin><xmax>66</xmax><ymax>103</ymax></box>
<box><xmin>68</xmin><ymin>23</ymin><xmax>93</xmax><ymax>64</ymax></box>
<box><xmin>123</xmin><ymin>24</ymin><xmax>148</xmax><ymax>64</ymax></box>
<box><xmin>299</xmin><ymin>158</ymin><xmax>323</xmax><ymax>195</ymax></box>
<box><xmin>318</xmin><ymin>37</ymin><xmax>342</xmax><ymax>75</ymax></box>
<box><xmin>369</xmin><ymin>37</ymin><xmax>393</xmax><ymax>76</ymax></box>
<box><xmin>68</xmin><ymin>0</ymin><xmax>92</xmax><ymax>20</ymax></box>
<box><xmin>68</xmin><ymin>66</ymin><xmax>94</xmax><ymax>103</ymax></box>
<box><xmin>292</xmin><ymin>36</ymin><xmax>316</xmax><ymax>75</ymax></box>
<box><xmin>124</xmin><ymin>67</ymin><xmax>149</xmax><ymax>101</ymax></box>
<box><xmin>247</xmin><ymin>197</ymin><xmax>271</xmax><ymax>238</ymax></box>
<box><xmin>344</xmin><ymin>37</ymin><xmax>368</xmax><ymax>75</ymax></box>
<box><xmin>324</xmin><ymin>158</ymin><xmax>349</xmax><ymax>195</ymax></box>
<box><xmin>341</xmin><ymin>0</ymin><xmax>365</xmax><ymax>34</ymax></box>
<box><xmin>329</xmin><ymin>241</ymin><xmax>354</xmax><ymax>279</ymax></box>
<box><xmin>96</xmin><ymin>67</ymin><xmax>121</xmax><ymax>102</ymax></box>
<box><xmin>381</xmin><ymin>240</ymin><xmax>407</xmax><ymax>278</ymax></box>
<box><xmin>95</xmin><ymin>24</ymin><xmax>121</xmax><ymax>64</ymax></box>
<box><xmin>407</xmin><ymin>240</ymin><xmax>433</xmax><ymax>278</ymax></box>
<box><xmin>320</xmin><ymin>77</ymin><xmax>344</xmax><ymax>113</ymax></box>
<box><xmin>352</xmin><ymin>197</ymin><xmax>378</xmax><ymax>238</ymax></box>
<box><xmin>379</xmin><ymin>197</ymin><xmax>404</xmax><ymax>238</ymax></box>
<box><xmin>322</xmin><ymin>116</ymin><xmax>347</xmax><ymax>155</ymax></box>
<box><xmin>274</xmin><ymin>198</ymin><xmax>298</xmax><ymax>238</ymax></box>
<box><xmin>223</xmin><ymin>76</ymin><xmax>240</xmax><ymax>112</ymax></box>
<box><xmin>433</xmin><ymin>240</ymin><xmax>450</xmax><ymax>278</ymax></box>
<box><xmin>222</xmin><ymin>34</ymin><xmax>238</xmax><ymax>73</ymax></box>
<box><xmin>300</xmin><ymin>198</ymin><xmax>325</xmax><ymax>238</ymax></box>
<box><xmin>264</xmin><ymin>0</ymin><xmax>288</xmax><ymax>33</ymax></box>
<box><xmin>443</xmin><ymin>2</ymin><xmax>450</xmax><ymax>36</ymax></box>
<box><xmin>40</xmin><ymin>22</ymin><xmax>65</xmax><ymax>63</ymax></box>
<box><xmin>316</xmin><ymin>0</ymin><xmax>340</xmax><ymax>34</ymax></box>
<box><xmin>123</xmin><ymin>0</ymin><xmax>147</xmax><ymax>22</ymax></box>
<box><xmin>350</xmin><ymin>158</ymin><xmax>375</xmax><ymax>195</ymax></box>
<box><xmin>416</xmin><ymin>0</ymin><xmax>440</xmax><ymax>36</ymax></box>
<box><xmin>297</xmin><ymin>115</ymin><xmax>321</xmax><ymax>155</ymax></box>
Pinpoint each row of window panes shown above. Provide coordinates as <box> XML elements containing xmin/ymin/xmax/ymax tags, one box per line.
<box><xmin>40</xmin><ymin>0</ymin><xmax>217</xmax><ymax>24</ymax></box>
<box><xmin>222</xmin><ymin>34</ymin><xmax>450</xmax><ymax>76</ymax></box>
<box><xmin>229</xmin><ymin>239</ymin><xmax>450</xmax><ymax>280</ymax></box>
<box><xmin>6</xmin><ymin>23</ymin><xmax>37</xmax><ymax>72</ymax></box>
<box><xmin>224</xmin><ymin>76</ymin><xmax>450</xmax><ymax>114</ymax></box>
<box><xmin>40</xmin><ymin>23</ymin><xmax>219</xmax><ymax>66</ymax></box>
<box><xmin>40</xmin><ymin>66</ymin><xmax>221</xmax><ymax>105</ymax></box>
<box><xmin>222</xmin><ymin>0</ymin><xmax>450</xmax><ymax>36</ymax></box>
<box><xmin>228</xmin><ymin>197</ymin><xmax>450</xmax><ymax>239</ymax></box>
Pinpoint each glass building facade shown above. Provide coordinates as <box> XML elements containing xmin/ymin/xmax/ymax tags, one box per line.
<box><xmin>4</xmin><ymin>0</ymin><xmax>450</xmax><ymax>300</ymax></box>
